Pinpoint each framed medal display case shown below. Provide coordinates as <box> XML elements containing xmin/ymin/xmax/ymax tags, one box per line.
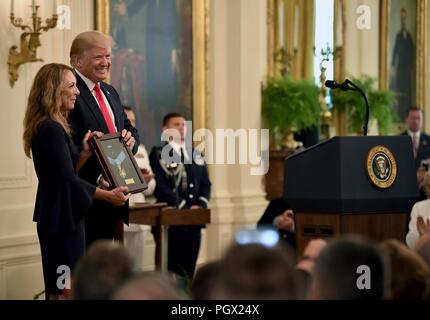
<box><xmin>89</xmin><ymin>133</ymin><xmax>148</xmax><ymax>194</ymax></box>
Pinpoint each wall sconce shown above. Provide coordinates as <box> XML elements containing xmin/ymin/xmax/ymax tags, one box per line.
<box><xmin>274</xmin><ymin>47</ymin><xmax>297</xmax><ymax>77</ymax></box>
<box><xmin>8</xmin><ymin>1</ymin><xmax>58</xmax><ymax>87</ymax></box>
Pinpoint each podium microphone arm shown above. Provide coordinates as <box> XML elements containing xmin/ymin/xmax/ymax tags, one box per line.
<box><xmin>345</xmin><ymin>80</ymin><xmax>370</xmax><ymax>136</ymax></box>
<box><xmin>325</xmin><ymin>79</ymin><xmax>370</xmax><ymax>136</ymax></box>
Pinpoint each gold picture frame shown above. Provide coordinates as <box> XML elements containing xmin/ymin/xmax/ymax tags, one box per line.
<box><xmin>379</xmin><ymin>0</ymin><xmax>427</xmax><ymax>127</ymax></box>
<box><xmin>95</xmin><ymin>0</ymin><xmax>209</xmax><ymax>144</ymax></box>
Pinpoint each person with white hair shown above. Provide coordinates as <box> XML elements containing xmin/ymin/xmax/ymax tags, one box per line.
<box><xmin>406</xmin><ymin>171</ymin><xmax>430</xmax><ymax>248</ymax></box>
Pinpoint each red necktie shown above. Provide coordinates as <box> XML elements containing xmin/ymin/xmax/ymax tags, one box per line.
<box><xmin>93</xmin><ymin>83</ymin><xmax>116</xmax><ymax>133</ymax></box>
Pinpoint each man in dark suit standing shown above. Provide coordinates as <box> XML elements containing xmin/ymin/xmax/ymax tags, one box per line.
<box><xmin>68</xmin><ymin>31</ymin><xmax>139</xmax><ymax>247</ymax></box>
<box><xmin>149</xmin><ymin>113</ymin><xmax>211</xmax><ymax>280</ymax></box>
<box><xmin>402</xmin><ymin>107</ymin><xmax>430</xmax><ymax>188</ymax></box>
<box><xmin>257</xmin><ymin>197</ymin><xmax>296</xmax><ymax>250</ymax></box>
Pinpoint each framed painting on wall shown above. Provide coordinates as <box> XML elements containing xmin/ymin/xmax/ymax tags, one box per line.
<box><xmin>95</xmin><ymin>0</ymin><xmax>208</xmax><ymax>148</ymax></box>
<box><xmin>379</xmin><ymin>0</ymin><xmax>427</xmax><ymax>129</ymax></box>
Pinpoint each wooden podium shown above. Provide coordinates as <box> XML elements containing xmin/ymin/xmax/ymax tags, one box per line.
<box><xmin>294</xmin><ymin>212</ymin><xmax>409</xmax><ymax>254</ymax></box>
<box><xmin>265</xmin><ymin>149</ymin><xmax>296</xmax><ymax>200</ymax></box>
<box><xmin>128</xmin><ymin>203</ymin><xmax>211</xmax><ymax>271</ymax></box>
<box><xmin>284</xmin><ymin>136</ymin><xmax>418</xmax><ymax>254</ymax></box>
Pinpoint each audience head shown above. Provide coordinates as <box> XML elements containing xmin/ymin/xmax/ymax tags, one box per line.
<box><xmin>70</xmin><ymin>31</ymin><xmax>112</xmax><ymax>82</ymax></box>
<box><xmin>401</xmin><ymin>8</ymin><xmax>407</xmax><ymax>28</ymax></box>
<box><xmin>23</xmin><ymin>63</ymin><xmax>78</xmax><ymax>158</ymax></box>
<box><xmin>380</xmin><ymin>239</ymin><xmax>430</xmax><ymax>300</ymax></box>
<box><xmin>123</xmin><ymin>105</ymin><xmax>136</xmax><ymax>128</ymax></box>
<box><xmin>162</xmin><ymin>112</ymin><xmax>185</xmax><ymax>141</ymax></box>
<box><xmin>72</xmin><ymin>240</ymin><xmax>134</xmax><ymax>300</ymax></box>
<box><xmin>214</xmin><ymin>243</ymin><xmax>297</xmax><ymax>300</ymax></box>
<box><xmin>191</xmin><ymin>261</ymin><xmax>222</xmax><ymax>300</ymax></box>
<box><xmin>405</xmin><ymin>107</ymin><xmax>423</xmax><ymax>133</ymax></box>
<box><xmin>112</xmin><ymin>272</ymin><xmax>186</xmax><ymax>300</ymax></box>
<box><xmin>312</xmin><ymin>235</ymin><xmax>389</xmax><ymax>300</ymax></box>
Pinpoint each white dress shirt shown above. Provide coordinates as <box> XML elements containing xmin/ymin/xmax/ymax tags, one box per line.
<box><xmin>75</xmin><ymin>69</ymin><xmax>117</xmax><ymax>131</ymax></box>
<box><xmin>169</xmin><ymin>141</ymin><xmax>190</xmax><ymax>162</ymax></box>
<box><xmin>407</xmin><ymin>129</ymin><xmax>421</xmax><ymax>148</ymax></box>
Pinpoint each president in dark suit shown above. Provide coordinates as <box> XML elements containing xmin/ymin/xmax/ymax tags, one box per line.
<box><xmin>149</xmin><ymin>113</ymin><xmax>211</xmax><ymax>279</ymax></box>
<box><xmin>68</xmin><ymin>31</ymin><xmax>139</xmax><ymax>247</ymax></box>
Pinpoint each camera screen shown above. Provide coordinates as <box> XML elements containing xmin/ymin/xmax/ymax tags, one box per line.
<box><xmin>235</xmin><ymin>229</ymin><xmax>280</xmax><ymax>248</ymax></box>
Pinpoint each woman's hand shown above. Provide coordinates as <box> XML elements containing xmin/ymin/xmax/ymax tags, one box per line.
<box><xmin>107</xmin><ymin>186</ymin><xmax>131</xmax><ymax>206</ymax></box>
<box><xmin>94</xmin><ymin>186</ymin><xmax>130</xmax><ymax>206</ymax></box>
<box><xmin>77</xmin><ymin>131</ymin><xmax>104</xmax><ymax>172</ymax></box>
<box><xmin>82</xmin><ymin>130</ymin><xmax>104</xmax><ymax>154</ymax></box>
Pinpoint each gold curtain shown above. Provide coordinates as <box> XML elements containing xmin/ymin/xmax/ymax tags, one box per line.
<box><xmin>333</xmin><ymin>0</ymin><xmax>347</xmax><ymax>135</ymax></box>
<box><xmin>267</xmin><ymin>0</ymin><xmax>315</xmax><ymax>80</ymax></box>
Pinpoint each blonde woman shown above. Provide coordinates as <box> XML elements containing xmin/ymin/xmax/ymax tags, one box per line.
<box><xmin>23</xmin><ymin>63</ymin><xmax>130</xmax><ymax>300</ymax></box>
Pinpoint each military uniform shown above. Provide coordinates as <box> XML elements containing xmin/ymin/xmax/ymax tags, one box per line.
<box><xmin>149</xmin><ymin>144</ymin><xmax>211</xmax><ymax>278</ymax></box>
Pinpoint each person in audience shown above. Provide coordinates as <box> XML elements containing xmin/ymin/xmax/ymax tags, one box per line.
<box><xmin>257</xmin><ymin>197</ymin><xmax>296</xmax><ymax>250</ymax></box>
<box><xmin>149</xmin><ymin>113</ymin><xmax>211</xmax><ymax>280</ymax></box>
<box><xmin>310</xmin><ymin>235</ymin><xmax>390</xmax><ymax>300</ymax></box>
<box><xmin>415</xmin><ymin>232</ymin><xmax>430</xmax><ymax>268</ymax></box>
<box><xmin>212</xmin><ymin>243</ymin><xmax>298</xmax><ymax>300</ymax></box>
<box><xmin>296</xmin><ymin>239</ymin><xmax>327</xmax><ymax>274</ymax></box>
<box><xmin>111</xmin><ymin>272</ymin><xmax>186</xmax><ymax>300</ymax></box>
<box><xmin>23</xmin><ymin>63</ymin><xmax>130</xmax><ymax>300</ymax></box>
<box><xmin>402</xmin><ymin>107</ymin><xmax>430</xmax><ymax>186</ymax></box>
<box><xmin>406</xmin><ymin>171</ymin><xmax>430</xmax><ymax>248</ymax></box>
<box><xmin>72</xmin><ymin>240</ymin><xmax>134</xmax><ymax>300</ymax></box>
<box><xmin>380</xmin><ymin>239</ymin><xmax>430</xmax><ymax>300</ymax></box>
<box><xmin>191</xmin><ymin>261</ymin><xmax>222</xmax><ymax>300</ymax></box>
<box><xmin>68</xmin><ymin>31</ymin><xmax>139</xmax><ymax>247</ymax></box>
<box><xmin>423</xmin><ymin>279</ymin><xmax>430</xmax><ymax>300</ymax></box>
<box><xmin>294</xmin><ymin>239</ymin><xmax>327</xmax><ymax>299</ymax></box>
<box><xmin>123</xmin><ymin>105</ymin><xmax>156</xmax><ymax>271</ymax></box>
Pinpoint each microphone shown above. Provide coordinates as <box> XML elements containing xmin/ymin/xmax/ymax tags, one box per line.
<box><xmin>325</xmin><ymin>79</ymin><xmax>371</xmax><ymax>136</ymax></box>
<box><xmin>325</xmin><ymin>80</ymin><xmax>351</xmax><ymax>91</ymax></box>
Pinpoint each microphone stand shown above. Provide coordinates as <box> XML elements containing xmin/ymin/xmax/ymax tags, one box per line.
<box><xmin>343</xmin><ymin>80</ymin><xmax>370</xmax><ymax>136</ymax></box>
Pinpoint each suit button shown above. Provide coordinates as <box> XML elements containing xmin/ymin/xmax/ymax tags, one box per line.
<box><xmin>189</xmin><ymin>194</ymin><xmax>194</xmax><ymax>199</ymax></box>
<box><xmin>189</xmin><ymin>183</ymin><xmax>194</xmax><ymax>188</ymax></box>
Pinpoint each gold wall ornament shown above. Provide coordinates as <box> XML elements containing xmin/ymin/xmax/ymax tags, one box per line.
<box><xmin>366</xmin><ymin>145</ymin><xmax>397</xmax><ymax>189</ymax></box>
<box><xmin>267</xmin><ymin>0</ymin><xmax>310</xmax><ymax>79</ymax></box>
<box><xmin>8</xmin><ymin>3</ymin><xmax>58</xmax><ymax>87</ymax></box>
<box><xmin>318</xmin><ymin>45</ymin><xmax>335</xmax><ymax>122</ymax></box>
<box><xmin>274</xmin><ymin>47</ymin><xmax>297</xmax><ymax>76</ymax></box>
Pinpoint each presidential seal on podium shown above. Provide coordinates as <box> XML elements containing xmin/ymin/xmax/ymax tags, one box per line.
<box><xmin>366</xmin><ymin>145</ymin><xmax>397</xmax><ymax>189</ymax></box>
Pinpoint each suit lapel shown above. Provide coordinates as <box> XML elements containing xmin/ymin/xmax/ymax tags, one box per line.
<box><xmin>76</xmin><ymin>74</ymin><xmax>109</xmax><ymax>132</ymax></box>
